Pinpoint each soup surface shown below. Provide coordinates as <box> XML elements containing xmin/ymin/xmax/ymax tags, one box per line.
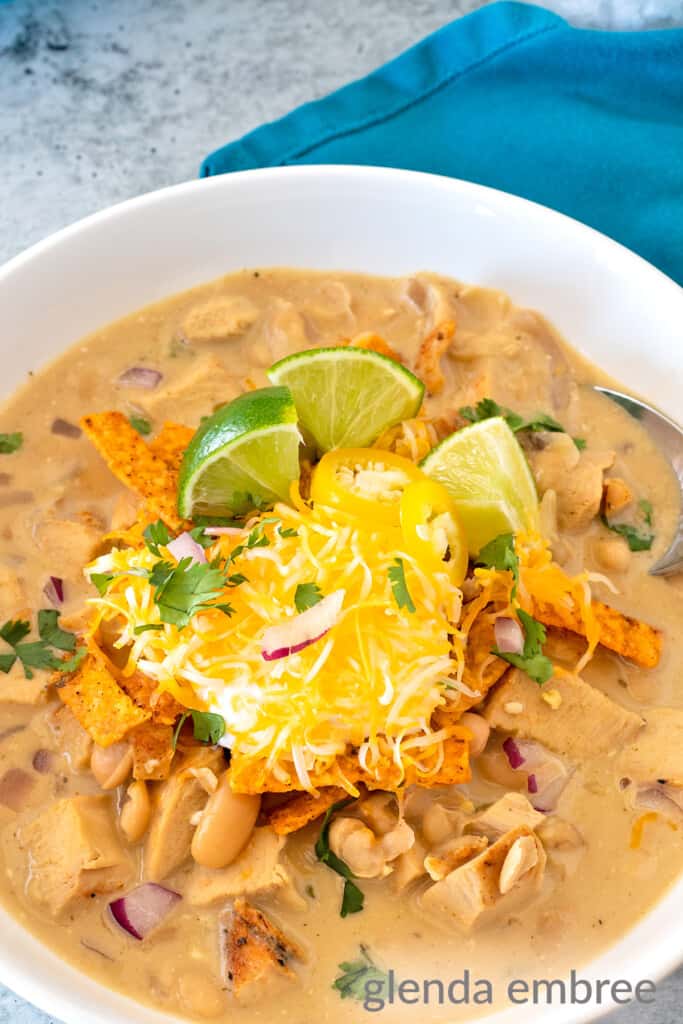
<box><xmin>0</xmin><ymin>268</ymin><xmax>681</xmax><ymax>1022</ymax></box>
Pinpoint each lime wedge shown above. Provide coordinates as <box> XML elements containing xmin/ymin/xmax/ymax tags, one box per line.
<box><xmin>267</xmin><ymin>347</ymin><xmax>424</xmax><ymax>453</ymax></box>
<box><xmin>177</xmin><ymin>387</ymin><xmax>301</xmax><ymax>518</ymax></box>
<box><xmin>420</xmin><ymin>417</ymin><xmax>539</xmax><ymax>555</ymax></box>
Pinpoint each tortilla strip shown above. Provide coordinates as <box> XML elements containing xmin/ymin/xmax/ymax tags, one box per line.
<box><xmin>265</xmin><ymin>787</ymin><xmax>348</xmax><ymax>835</ymax></box>
<box><xmin>528</xmin><ymin>596</ymin><xmax>662</xmax><ymax>669</ymax></box>
<box><xmin>57</xmin><ymin>653</ymin><xmax>150</xmax><ymax>747</ymax></box>
<box><xmin>415</xmin><ymin>319</ymin><xmax>456</xmax><ymax>395</ymax></box>
<box><xmin>80</xmin><ymin>411</ymin><xmax>183</xmax><ymax>529</ymax></box>
<box><xmin>148</xmin><ymin>422</ymin><xmax>195</xmax><ymax>475</ymax></box>
<box><xmin>344</xmin><ymin>333</ymin><xmax>402</xmax><ymax>362</ymax></box>
<box><xmin>118</xmin><ymin>669</ymin><xmax>185</xmax><ymax>725</ymax></box>
<box><xmin>229</xmin><ymin>734</ymin><xmax>470</xmax><ymax>795</ymax></box>
<box><xmin>130</xmin><ymin>722</ymin><xmax>175</xmax><ymax>781</ymax></box>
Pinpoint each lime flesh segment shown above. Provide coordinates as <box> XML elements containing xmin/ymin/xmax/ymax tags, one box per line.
<box><xmin>267</xmin><ymin>347</ymin><xmax>424</xmax><ymax>453</ymax></box>
<box><xmin>420</xmin><ymin>417</ymin><xmax>540</xmax><ymax>556</ymax></box>
<box><xmin>177</xmin><ymin>386</ymin><xmax>301</xmax><ymax>518</ymax></box>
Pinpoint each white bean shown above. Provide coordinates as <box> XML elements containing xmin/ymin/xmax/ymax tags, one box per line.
<box><xmin>120</xmin><ymin>780</ymin><xmax>151</xmax><ymax>843</ymax></box>
<box><xmin>90</xmin><ymin>741</ymin><xmax>133</xmax><ymax>790</ymax></box>
<box><xmin>460</xmin><ymin>712</ymin><xmax>490</xmax><ymax>758</ymax></box>
<box><xmin>191</xmin><ymin>770</ymin><xmax>260</xmax><ymax>869</ymax></box>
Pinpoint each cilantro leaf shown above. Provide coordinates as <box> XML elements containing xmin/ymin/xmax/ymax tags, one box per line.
<box><xmin>189</xmin><ymin>526</ymin><xmax>215</xmax><ymax>550</ymax></box>
<box><xmin>316</xmin><ymin>798</ymin><xmax>365</xmax><ymax>917</ymax></box>
<box><xmin>460</xmin><ymin>398</ymin><xmax>580</xmax><ymax>445</ymax></box>
<box><xmin>143</xmin><ymin>520</ymin><xmax>172</xmax><ymax>556</ymax></box>
<box><xmin>278</xmin><ymin>526</ymin><xmax>299</xmax><ymax>539</ymax></box>
<box><xmin>333</xmin><ymin>946</ymin><xmax>388</xmax><ymax>1002</ymax></box>
<box><xmin>38</xmin><ymin>609</ymin><xmax>76</xmax><ymax>652</ymax></box>
<box><xmin>294</xmin><ymin>582</ymin><xmax>323</xmax><ymax>613</ymax></box>
<box><xmin>134</xmin><ymin>623</ymin><xmax>164</xmax><ymax>634</ymax></box>
<box><xmin>476</xmin><ymin>533</ymin><xmax>519</xmax><ymax>595</ymax></box>
<box><xmin>0</xmin><ymin>619</ymin><xmax>31</xmax><ymax>647</ymax></box>
<box><xmin>0</xmin><ymin>432</ymin><xmax>23</xmax><ymax>454</ymax></box>
<box><xmin>129</xmin><ymin>415</ymin><xmax>152</xmax><ymax>436</ymax></box>
<box><xmin>602</xmin><ymin>519</ymin><xmax>654</xmax><ymax>552</ymax></box>
<box><xmin>388</xmin><ymin>558</ymin><xmax>416</xmax><ymax>613</ymax></box>
<box><xmin>191</xmin><ymin>710</ymin><xmax>226</xmax><ymax>745</ymax></box>
<box><xmin>492</xmin><ymin>608</ymin><xmax>553</xmax><ymax>685</ymax></box>
<box><xmin>0</xmin><ymin>653</ymin><xmax>16</xmax><ymax>673</ymax></box>
<box><xmin>639</xmin><ymin>498</ymin><xmax>653</xmax><ymax>527</ymax></box>
<box><xmin>171</xmin><ymin>712</ymin><xmax>189</xmax><ymax>751</ymax></box>
<box><xmin>54</xmin><ymin>646</ymin><xmax>87</xmax><ymax>674</ymax></box>
<box><xmin>89</xmin><ymin>572</ymin><xmax>114</xmax><ymax>596</ymax></box>
<box><xmin>213</xmin><ymin>602</ymin><xmax>236</xmax><ymax>617</ymax></box>
<box><xmin>148</xmin><ymin>557</ymin><xmax>228</xmax><ymax>628</ymax></box>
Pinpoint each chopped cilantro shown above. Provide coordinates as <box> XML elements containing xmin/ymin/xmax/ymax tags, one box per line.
<box><xmin>294</xmin><ymin>582</ymin><xmax>323</xmax><ymax>613</ymax></box>
<box><xmin>172</xmin><ymin>710</ymin><xmax>225</xmax><ymax>750</ymax></box>
<box><xmin>388</xmin><ymin>558</ymin><xmax>416</xmax><ymax>613</ymax></box>
<box><xmin>189</xmin><ymin>525</ymin><xmax>215</xmax><ymax>550</ymax></box>
<box><xmin>129</xmin><ymin>415</ymin><xmax>152</xmax><ymax>436</ymax></box>
<box><xmin>89</xmin><ymin>572</ymin><xmax>114</xmax><ymax>596</ymax></box>
<box><xmin>602</xmin><ymin>498</ymin><xmax>654</xmax><ymax>552</ymax></box>
<box><xmin>278</xmin><ymin>525</ymin><xmax>299</xmax><ymax>538</ymax></box>
<box><xmin>492</xmin><ymin>608</ymin><xmax>553</xmax><ymax>685</ymax></box>
<box><xmin>333</xmin><ymin>946</ymin><xmax>388</xmax><ymax>1001</ymax></box>
<box><xmin>148</xmin><ymin>557</ymin><xmax>228</xmax><ymax>628</ymax></box>
<box><xmin>0</xmin><ymin>432</ymin><xmax>23</xmax><ymax>454</ymax></box>
<box><xmin>315</xmin><ymin>798</ymin><xmax>365</xmax><ymax>917</ymax></box>
<box><xmin>0</xmin><ymin>612</ymin><xmax>84</xmax><ymax>679</ymax></box>
<box><xmin>460</xmin><ymin>398</ymin><xmax>584</xmax><ymax>449</ymax></box>
<box><xmin>639</xmin><ymin>498</ymin><xmax>653</xmax><ymax>527</ymax></box>
<box><xmin>143</xmin><ymin>519</ymin><xmax>172</xmax><ymax>556</ymax></box>
<box><xmin>476</xmin><ymin>533</ymin><xmax>519</xmax><ymax>595</ymax></box>
<box><xmin>134</xmin><ymin>623</ymin><xmax>164</xmax><ymax>634</ymax></box>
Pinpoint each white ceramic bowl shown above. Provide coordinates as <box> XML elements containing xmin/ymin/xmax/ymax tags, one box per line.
<box><xmin>0</xmin><ymin>166</ymin><xmax>681</xmax><ymax>1024</ymax></box>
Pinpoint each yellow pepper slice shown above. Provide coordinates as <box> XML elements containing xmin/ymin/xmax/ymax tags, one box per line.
<box><xmin>399</xmin><ymin>479</ymin><xmax>468</xmax><ymax>585</ymax></box>
<box><xmin>310</xmin><ymin>448</ymin><xmax>423</xmax><ymax>525</ymax></box>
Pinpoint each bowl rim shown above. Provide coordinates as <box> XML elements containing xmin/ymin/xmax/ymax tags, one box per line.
<box><xmin>0</xmin><ymin>164</ymin><xmax>681</xmax><ymax>1024</ymax></box>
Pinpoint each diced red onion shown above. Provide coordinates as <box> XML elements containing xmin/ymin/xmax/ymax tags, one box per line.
<box><xmin>502</xmin><ymin>736</ymin><xmax>525</xmax><ymax>769</ymax></box>
<box><xmin>43</xmin><ymin>575</ymin><xmax>64</xmax><ymax>606</ymax></box>
<box><xmin>109</xmin><ymin>883</ymin><xmax>181</xmax><ymax>940</ymax></box>
<box><xmin>167</xmin><ymin>531</ymin><xmax>206</xmax><ymax>566</ymax></box>
<box><xmin>262</xmin><ymin>589</ymin><xmax>345</xmax><ymax>662</ymax></box>
<box><xmin>51</xmin><ymin>418</ymin><xmax>82</xmax><ymax>439</ymax></box>
<box><xmin>516</xmin><ymin>739</ymin><xmax>572</xmax><ymax>812</ymax></box>
<box><xmin>527</xmin><ymin>773</ymin><xmax>538</xmax><ymax>794</ymax></box>
<box><xmin>494</xmin><ymin>616</ymin><xmax>524</xmax><ymax>654</ymax></box>
<box><xmin>117</xmin><ymin>366</ymin><xmax>163</xmax><ymax>390</ymax></box>
<box><xmin>203</xmin><ymin>526</ymin><xmax>244</xmax><ymax>537</ymax></box>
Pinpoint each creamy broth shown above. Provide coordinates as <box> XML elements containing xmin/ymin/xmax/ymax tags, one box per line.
<box><xmin>0</xmin><ymin>268</ymin><xmax>681</xmax><ymax>1022</ymax></box>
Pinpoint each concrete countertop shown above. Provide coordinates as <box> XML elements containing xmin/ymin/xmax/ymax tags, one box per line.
<box><xmin>1</xmin><ymin>1</ymin><xmax>682</xmax><ymax>1022</ymax></box>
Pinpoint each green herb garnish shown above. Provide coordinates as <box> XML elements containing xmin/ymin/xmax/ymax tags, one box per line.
<box><xmin>148</xmin><ymin>557</ymin><xmax>229</xmax><ymax>628</ymax></box>
<box><xmin>129</xmin><ymin>415</ymin><xmax>152</xmax><ymax>436</ymax></box>
<box><xmin>476</xmin><ymin>532</ymin><xmax>519</xmax><ymax>595</ymax></box>
<box><xmin>134</xmin><ymin>623</ymin><xmax>164</xmax><ymax>634</ymax></box>
<box><xmin>388</xmin><ymin>558</ymin><xmax>415</xmax><ymax>613</ymax></box>
<box><xmin>294</xmin><ymin>582</ymin><xmax>323</xmax><ymax>613</ymax></box>
<box><xmin>89</xmin><ymin>572</ymin><xmax>115</xmax><ymax>596</ymax></box>
<box><xmin>0</xmin><ymin>432</ymin><xmax>23</xmax><ymax>454</ymax></box>
<box><xmin>0</xmin><ymin>611</ymin><xmax>84</xmax><ymax>679</ymax></box>
<box><xmin>602</xmin><ymin>498</ymin><xmax>654</xmax><ymax>552</ymax></box>
<box><xmin>332</xmin><ymin>945</ymin><xmax>388</xmax><ymax>1001</ymax></box>
<box><xmin>315</xmin><ymin>798</ymin><xmax>365</xmax><ymax>917</ymax></box>
<box><xmin>172</xmin><ymin>709</ymin><xmax>226</xmax><ymax>750</ymax></box>
<box><xmin>143</xmin><ymin>519</ymin><xmax>172</xmax><ymax>556</ymax></box>
<box><xmin>492</xmin><ymin>608</ymin><xmax>553</xmax><ymax>685</ymax></box>
<box><xmin>279</xmin><ymin>525</ymin><xmax>299</xmax><ymax>538</ymax></box>
<box><xmin>460</xmin><ymin>398</ymin><xmax>584</xmax><ymax>449</ymax></box>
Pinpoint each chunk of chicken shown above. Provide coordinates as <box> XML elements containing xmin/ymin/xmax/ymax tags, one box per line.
<box><xmin>528</xmin><ymin>434</ymin><xmax>616</xmax><ymax>532</ymax></box>
<box><xmin>221</xmin><ymin>899</ymin><xmax>303</xmax><ymax>1005</ymax></box>
<box><xmin>34</xmin><ymin>515</ymin><xmax>103</xmax><ymax>580</ymax></box>
<box><xmin>328</xmin><ymin>816</ymin><xmax>414</xmax><ymax>878</ymax></box>
<box><xmin>186</xmin><ymin>827</ymin><xmax>292</xmax><ymax>905</ymax></box>
<box><xmin>139</xmin><ymin>356</ymin><xmax>239</xmax><ymax>426</ymax></box>
<box><xmin>181</xmin><ymin>296</ymin><xmax>259</xmax><ymax>344</ymax></box>
<box><xmin>17</xmin><ymin>795</ymin><xmax>132</xmax><ymax>915</ymax></box>
<box><xmin>392</xmin><ymin>837</ymin><xmax>429</xmax><ymax>891</ymax></box>
<box><xmin>144</xmin><ymin>747</ymin><xmax>224</xmax><ymax>881</ymax></box>
<box><xmin>421</xmin><ymin>824</ymin><xmax>546</xmax><ymax>931</ymax></box>
<box><xmin>484</xmin><ymin>670</ymin><xmax>643</xmax><ymax>760</ymax></box>
<box><xmin>425</xmin><ymin>835</ymin><xmax>489</xmax><ymax>881</ymax></box>
<box><xmin>45</xmin><ymin>704</ymin><xmax>93</xmax><ymax>770</ymax></box>
<box><xmin>467</xmin><ymin>792</ymin><xmax>545</xmax><ymax>841</ymax></box>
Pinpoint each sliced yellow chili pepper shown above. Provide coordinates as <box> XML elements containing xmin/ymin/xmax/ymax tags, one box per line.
<box><xmin>310</xmin><ymin>448</ymin><xmax>423</xmax><ymax>525</ymax></box>
<box><xmin>399</xmin><ymin>479</ymin><xmax>468</xmax><ymax>586</ymax></box>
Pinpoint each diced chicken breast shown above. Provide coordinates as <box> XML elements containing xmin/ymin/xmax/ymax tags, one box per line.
<box><xmin>421</xmin><ymin>824</ymin><xmax>546</xmax><ymax>931</ymax></box>
<box><xmin>220</xmin><ymin>898</ymin><xmax>303</xmax><ymax>1005</ymax></box>
<box><xmin>46</xmin><ymin>703</ymin><xmax>93</xmax><ymax>770</ymax></box>
<box><xmin>186</xmin><ymin>827</ymin><xmax>291</xmax><ymax>905</ymax></box>
<box><xmin>617</xmin><ymin>708</ymin><xmax>683</xmax><ymax>786</ymax></box>
<box><xmin>484</xmin><ymin>670</ymin><xmax>643</xmax><ymax>760</ymax></box>
<box><xmin>467</xmin><ymin>792</ymin><xmax>545</xmax><ymax>840</ymax></box>
<box><xmin>139</xmin><ymin>356</ymin><xmax>239</xmax><ymax>426</ymax></box>
<box><xmin>17</xmin><ymin>795</ymin><xmax>132</xmax><ymax>915</ymax></box>
<box><xmin>181</xmin><ymin>296</ymin><xmax>259</xmax><ymax>345</ymax></box>
<box><xmin>144</xmin><ymin>747</ymin><xmax>224</xmax><ymax>881</ymax></box>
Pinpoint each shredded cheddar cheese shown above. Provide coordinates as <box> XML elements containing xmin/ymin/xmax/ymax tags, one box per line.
<box><xmin>86</xmin><ymin>501</ymin><xmax>468</xmax><ymax>792</ymax></box>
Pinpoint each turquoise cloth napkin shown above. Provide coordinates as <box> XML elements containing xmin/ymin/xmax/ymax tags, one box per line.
<box><xmin>201</xmin><ymin>1</ymin><xmax>683</xmax><ymax>285</ymax></box>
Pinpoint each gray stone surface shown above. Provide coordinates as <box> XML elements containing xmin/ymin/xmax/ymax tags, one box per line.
<box><xmin>1</xmin><ymin>0</ymin><xmax>682</xmax><ymax>1021</ymax></box>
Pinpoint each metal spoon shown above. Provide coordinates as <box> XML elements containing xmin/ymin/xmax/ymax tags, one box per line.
<box><xmin>594</xmin><ymin>386</ymin><xmax>683</xmax><ymax>576</ymax></box>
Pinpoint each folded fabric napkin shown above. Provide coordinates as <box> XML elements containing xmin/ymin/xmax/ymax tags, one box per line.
<box><xmin>201</xmin><ymin>1</ymin><xmax>683</xmax><ymax>285</ymax></box>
